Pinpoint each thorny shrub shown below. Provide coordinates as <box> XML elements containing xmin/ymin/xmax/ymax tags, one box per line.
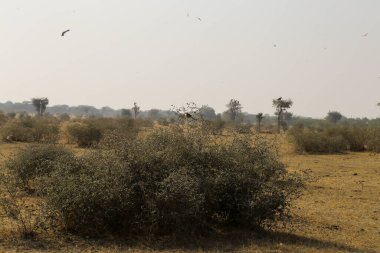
<box><xmin>0</xmin><ymin>117</ymin><xmax>59</xmax><ymax>143</ymax></box>
<box><xmin>36</xmin><ymin>124</ymin><xmax>303</xmax><ymax>236</ymax></box>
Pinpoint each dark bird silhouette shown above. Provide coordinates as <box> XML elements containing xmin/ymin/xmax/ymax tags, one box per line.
<box><xmin>362</xmin><ymin>33</ymin><xmax>368</xmax><ymax>37</ymax></box>
<box><xmin>61</xmin><ymin>30</ymin><xmax>70</xmax><ymax>36</ymax></box>
<box><xmin>185</xmin><ymin>113</ymin><xmax>193</xmax><ymax>119</ymax></box>
<box><xmin>197</xmin><ymin>17</ymin><xmax>202</xmax><ymax>21</ymax></box>
<box><xmin>277</xmin><ymin>97</ymin><xmax>282</xmax><ymax>100</ymax></box>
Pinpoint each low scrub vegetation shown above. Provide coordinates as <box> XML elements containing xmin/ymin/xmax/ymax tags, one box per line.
<box><xmin>65</xmin><ymin>117</ymin><xmax>145</xmax><ymax>147</ymax></box>
<box><xmin>66</xmin><ymin>122</ymin><xmax>103</xmax><ymax>147</ymax></box>
<box><xmin>0</xmin><ymin>117</ymin><xmax>59</xmax><ymax>143</ymax></box>
<box><xmin>4</xmin><ymin>125</ymin><xmax>303</xmax><ymax>237</ymax></box>
<box><xmin>5</xmin><ymin>144</ymin><xmax>74</xmax><ymax>189</ymax></box>
<box><xmin>367</xmin><ymin>128</ymin><xmax>380</xmax><ymax>152</ymax></box>
<box><xmin>288</xmin><ymin>124</ymin><xmax>374</xmax><ymax>153</ymax></box>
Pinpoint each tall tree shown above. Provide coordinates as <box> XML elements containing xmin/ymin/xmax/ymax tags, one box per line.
<box><xmin>199</xmin><ymin>105</ymin><xmax>216</xmax><ymax>120</ymax></box>
<box><xmin>325</xmin><ymin>111</ymin><xmax>343</xmax><ymax>124</ymax></box>
<box><xmin>132</xmin><ymin>102</ymin><xmax>140</xmax><ymax>119</ymax></box>
<box><xmin>272</xmin><ymin>98</ymin><xmax>293</xmax><ymax>133</ymax></box>
<box><xmin>31</xmin><ymin>97</ymin><xmax>49</xmax><ymax>116</ymax></box>
<box><xmin>226</xmin><ymin>99</ymin><xmax>242</xmax><ymax>121</ymax></box>
<box><xmin>256</xmin><ymin>113</ymin><xmax>264</xmax><ymax>133</ymax></box>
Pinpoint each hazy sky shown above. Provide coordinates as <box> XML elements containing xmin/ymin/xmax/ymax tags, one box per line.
<box><xmin>1</xmin><ymin>0</ymin><xmax>380</xmax><ymax>118</ymax></box>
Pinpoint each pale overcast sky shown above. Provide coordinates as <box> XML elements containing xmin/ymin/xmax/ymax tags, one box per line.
<box><xmin>1</xmin><ymin>0</ymin><xmax>380</xmax><ymax>118</ymax></box>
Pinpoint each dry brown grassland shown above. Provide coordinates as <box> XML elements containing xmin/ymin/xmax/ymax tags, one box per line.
<box><xmin>0</xmin><ymin>133</ymin><xmax>379</xmax><ymax>253</ymax></box>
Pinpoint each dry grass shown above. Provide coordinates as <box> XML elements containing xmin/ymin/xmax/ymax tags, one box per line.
<box><xmin>0</xmin><ymin>135</ymin><xmax>379</xmax><ymax>253</ymax></box>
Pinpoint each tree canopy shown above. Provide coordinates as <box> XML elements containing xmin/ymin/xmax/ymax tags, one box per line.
<box><xmin>31</xmin><ymin>97</ymin><xmax>49</xmax><ymax>116</ymax></box>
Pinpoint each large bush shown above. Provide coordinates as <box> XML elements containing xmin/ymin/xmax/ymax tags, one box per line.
<box><xmin>66</xmin><ymin>122</ymin><xmax>102</xmax><ymax>147</ymax></box>
<box><xmin>5</xmin><ymin>144</ymin><xmax>74</xmax><ymax>189</ymax></box>
<box><xmin>0</xmin><ymin>111</ymin><xmax>9</xmax><ymax>126</ymax></box>
<box><xmin>35</xmin><ymin>126</ymin><xmax>303</xmax><ymax>236</ymax></box>
<box><xmin>367</xmin><ymin>128</ymin><xmax>380</xmax><ymax>152</ymax></box>
<box><xmin>0</xmin><ymin>117</ymin><xmax>59</xmax><ymax>143</ymax></box>
<box><xmin>289</xmin><ymin>128</ymin><xmax>347</xmax><ymax>153</ymax></box>
<box><xmin>289</xmin><ymin>124</ymin><xmax>373</xmax><ymax>153</ymax></box>
<box><xmin>338</xmin><ymin>127</ymin><xmax>368</xmax><ymax>152</ymax></box>
<box><xmin>66</xmin><ymin>118</ymin><xmax>141</xmax><ymax>147</ymax></box>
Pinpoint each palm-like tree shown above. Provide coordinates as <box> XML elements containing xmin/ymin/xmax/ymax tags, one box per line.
<box><xmin>256</xmin><ymin>113</ymin><xmax>264</xmax><ymax>133</ymax></box>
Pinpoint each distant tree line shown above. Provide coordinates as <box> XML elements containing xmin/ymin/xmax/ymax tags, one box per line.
<box><xmin>2</xmin><ymin>98</ymin><xmax>379</xmax><ymax>132</ymax></box>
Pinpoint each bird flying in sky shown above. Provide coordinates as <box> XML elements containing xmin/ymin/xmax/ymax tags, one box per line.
<box><xmin>61</xmin><ymin>29</ymin><xmax>70</xmax><ymax>36</ymax></box>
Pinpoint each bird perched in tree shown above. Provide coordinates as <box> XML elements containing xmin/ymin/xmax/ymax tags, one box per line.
<box><xmin>61</xmin><ymin>29</ymin><xmax>70</xmax><ymax>36</ymax></box>
<box><xmin>185</xmin><ymin>113</ymin><xmax>193</xmax><ymax>119</ymax></box>
<box><xmin>277</xmin><ymin>97</ymin><xmax>282</xmax><ymax>100</ymax></box>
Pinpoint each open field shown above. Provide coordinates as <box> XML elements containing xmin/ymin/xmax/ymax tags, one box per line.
<box><xmin>0</xmin><ymin>138</ymin><xmax>379</xmax><ymax>253</ymax></box>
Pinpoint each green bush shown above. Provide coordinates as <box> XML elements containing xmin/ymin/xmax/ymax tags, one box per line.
<box><xmin>289</xmin><ymin>125</ymin><xmax>373</xmax><ymax>153</ymax></box>
<box><xmin>0</xmin><ymin>117</ymin><xmax>59</xmax><ymax>143</ymax></box>
<box><xmin>36</xmin><ymin>126</ymin><xmax>302</xmax><ymax>236</ymax></box>
<box><xmin>203</xmin><ymin>119</ymin><xmax>225</xmax><ymax>135</ymax></box>
<box><xmin>156</xmin><ymin>118</ymin><xmax>170</xmax><ymax>126</ymax></box>
<box><xmin>236</xmin><ymin>123</ymin><xmax>252</xmax><ymax>134</ymax></box>
<box><xmin>338</xmin><ymin>127</ymin><xmax>368</xmax><ymax>152</ymax></box>
<box><xmin>367</xmin><ymin>128</ymin><xmax>380</xmax><ymax>152</ymax></box>
<box><xmin>0</xmin><ymin>111</ymin><xmax>8</xmax><ymax>126</ymax></box>
<box><xmin>289</xmin><ymin>127</ymin><xmax>348</xmax><ymax>153</ymax></box>
<box><xmin>59</xmin><ymin>113</ymin><xmax>71</xmax><ymax>122</ymax></box>
<box><xmin>66</xmin><ymin>123</ymin><xmax>102</xmax><ymax>147</ymax></box>
<box><xmin>134</xmin><ymin>118</ymin><xmax>154</xmax><ymax>129</ymax></box>
<box><xmin>66</xmin><ymin>118</ymin><xmax>140</xmax><ymax>147</ymax></box>
<box><xmin>5</xmin><ymin>144</ymin><xmax>74</xmax><ymax>189</ymax></box>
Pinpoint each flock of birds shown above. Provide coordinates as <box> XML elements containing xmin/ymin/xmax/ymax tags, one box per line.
<box><xmin>59</xmin><ymin>14</ymin><xmax>375</xmax><ymax>78</ymax></box>
<box><xmin>61</xmin><ymin>13</ymin><xmax>202</xmax><ymax>37</ymax></box>
<box><xmin>60</xmin><ymin>27</ymin><xmax>370</xmax><ymax>52</ymax></box>
<box><xmin>60</xmin><ymin>12</ymin><xmax>371</xmax><ymax>50</ymax></box>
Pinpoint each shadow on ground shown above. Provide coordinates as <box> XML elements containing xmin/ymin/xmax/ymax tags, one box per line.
<box><xmin>1</xmin><ymin>229</ymin><xmax>374</xmax><ymax>253</ymax></box>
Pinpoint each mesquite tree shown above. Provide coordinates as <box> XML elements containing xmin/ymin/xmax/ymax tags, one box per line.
<box><xmin>256</xmin><ymin>113</ymin><xmax>264</xmax><ymax>133</ymax></box>
<box><xmin>272</xmin><ymin>98</ymin><xmax>293</xmax><ymax>133</ymax></box>
<box><xmin>31</xmin><ymin>97</ymin><xmax>49</xmax><ymax>116</ymax></box>
<box><xmin>226</xmin><ymin>99</ymin><xmax>242</xmax><ymax>121</ymax></box>
<box><xmin>325</xmin><ymin>111</ymin><xmax>343</xmax><ymax>124</ymax></box>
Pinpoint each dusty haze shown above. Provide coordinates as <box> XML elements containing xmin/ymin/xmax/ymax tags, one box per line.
<box><xmin>1</xmin><ymin>0</ymin><xmax>379</xmax><ymax>118</ymax></box>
